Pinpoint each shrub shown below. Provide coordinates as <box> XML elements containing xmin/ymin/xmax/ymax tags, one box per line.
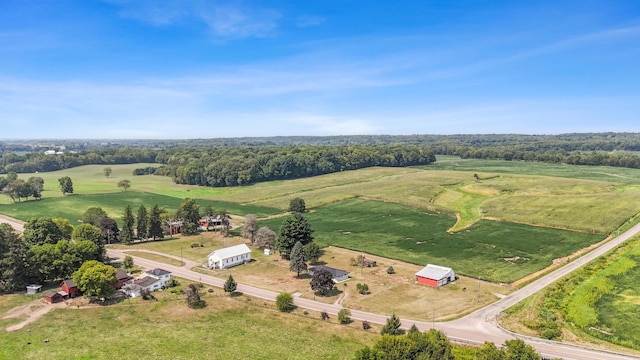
<box><xmin>387</xmin><ymin>266</ymin><xmax>395</xmax><ymax>274</ymax></box>
<box><xmin>362</xmin><ymin>320</ymin><xmax>371</xmax><ymax>330</ymax></box>
<box><xmin>357</xmin><ymin>283</ymin><xmax>369</xmax><ymax>295</ymax></box>
<box><xmin>321</xmin><ymin>311</ymin><xmax>329</xmax><ymax>321</ymax></box>
<box><xmin>276</xmin><ymin>292</ymin><xmax>295</xmax><ymax>312</ymax></box>
<box><xmin>338</xmin><ymin>309</ymin><xmax>352</xmax><ymax>324</ymax></box>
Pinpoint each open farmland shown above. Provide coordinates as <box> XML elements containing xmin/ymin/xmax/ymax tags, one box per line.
<box><xmin>2</xmin><ymin>160</ymin><xmax>639</xmax><ymax>283</ymax></box>
<box><xmin>259</xmin><ymin>199</ymin><xmax>604</xmax><ymax>283</ymax></box>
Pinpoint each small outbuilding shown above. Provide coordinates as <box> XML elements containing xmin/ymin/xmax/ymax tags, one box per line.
<box><xmin>207</xmin><ymin>244</ymin><xmax>252</xmax><ymax>269</ymax></box>
<box><xmin>43</xmin><ymin>290</ymin><xmax>64</xmax><ymax>304</ymax></box>
<box><xmin>308</xmin><ymin>266</ymin><xmax>350</xmax><ymax>283</ymax></box>
<box><xmin>61</xmin><ymin>279</ymin><xmax>81</xmax><ymax>298</ymax></box>
<box><xmin>115</xmin><ymin>268</ymin><xmax>130</xmax><ymax>289</ymax></box>
<box><xmin>415</xmin><ymin>264</ymin><xmax>456</xmax><ymax>287</ymax></box>
<box><xmin>26</xmin><ymin>284</ymin><xmax>43</xmax><ymax>295</ymax></box>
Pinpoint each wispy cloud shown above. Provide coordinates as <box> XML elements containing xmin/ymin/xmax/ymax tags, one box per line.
<box><xmin>104</xmin><ymin>0</ymin><xmax>281</xmax><ymax>39</ymax></box>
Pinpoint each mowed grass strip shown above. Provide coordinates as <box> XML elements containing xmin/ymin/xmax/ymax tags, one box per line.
<box><xmin>0</xmin><ymin>293</ymin><xmax>376</xmax><ymax>360</ymax></box>
<box><xmin>260</xmin><ymin>199</ymin><xmax>604</xmax><ymax>283</ymax></box>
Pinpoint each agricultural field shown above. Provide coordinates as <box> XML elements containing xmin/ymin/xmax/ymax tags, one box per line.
<box><xmin>259</xmin><ymin>199</ymin><xmax>604</xmax><ymax>283</ymax></box>
<box><xmin>502</xmin><ymin>237</ymin><xmax>640</xmax><ymax>353</ymax></box>
<box><xmin>0</xmin><ymin>291</ymin><xmax>377</xmax><ymax>360</ymax></box>
<box><xmin>2</xmin><ymin>159</ymin><xmax>639</xmax><ymax>284</ymax></box>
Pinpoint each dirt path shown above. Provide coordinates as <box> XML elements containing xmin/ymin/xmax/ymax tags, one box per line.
<box><xmin>4</xmin><ymin>300</ymin><xmax>65</xmax><ymax>331</ymax></box>
<box><xmin>0</xmin><ymin>214</ymin><xmax>25</xmax><ymax>232</ymax></box>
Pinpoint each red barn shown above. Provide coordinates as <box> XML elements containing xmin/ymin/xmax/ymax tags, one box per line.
<box><xmin>415</xmin><ymin>264</ymin><xmax>455</xmax><ymax>287</ymax></box>
<box><xmin>115</xmin><ymin>268</ymin><xmax>130</xmax><ymax>289</ymax></box>
<box><xmin>43</xmin><ymin>290</ymin><xmax>64</xmax><ymax>304</ymax></box>
<box><xmin>61</xmin><ymin>279</ymin><xmax>81</xmax><ymax>298</ymax></box>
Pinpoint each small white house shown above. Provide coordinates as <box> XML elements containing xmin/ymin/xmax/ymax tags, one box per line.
<box><xmin>208</xmin><ymin>244</ymin><xmax>252</xmax><ymax>269</ymax></box>
<box><xmin>124</xmin><ymin>268</ymin><xmax>172</xmax><ymax>297</ymax></box>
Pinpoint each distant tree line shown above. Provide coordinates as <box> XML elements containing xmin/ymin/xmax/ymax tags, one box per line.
<box><xmin>3</xmin><ymin>133</ymin><xmax>640</xmax><ymax>181</ymax></box>
<box><xmin>163</xmin><ymin>144</ymin><xmax>436</xmax><ymax>187</ymax></box>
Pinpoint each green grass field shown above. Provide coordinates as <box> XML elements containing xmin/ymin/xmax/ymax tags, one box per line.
<box><xmin>0</xmin><ymin>292</ymin><xmax>376</xmax><ymax>359</ymax></box>
<box><xmin>259</xmin><ymin>198</ymin><xmax>604</xmax><ymax>283</ymax></box>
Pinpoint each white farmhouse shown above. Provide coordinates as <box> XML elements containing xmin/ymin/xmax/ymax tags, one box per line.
<box><xmin>123</xmin><ymin>268</ymin><xmax>172</xmax><ymax>297</ymax></box>
<box><xmin>207</xmin><ymin>244</ymin><xmax>251</xmax><ymax>269</ymax></box>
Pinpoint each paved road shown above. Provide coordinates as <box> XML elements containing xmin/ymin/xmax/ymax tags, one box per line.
<box><xmin>2</xmin><ymin>213</ymin><xmax>639</xmax><ymax>359</ymax></box>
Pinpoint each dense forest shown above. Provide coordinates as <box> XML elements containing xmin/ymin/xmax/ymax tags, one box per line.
<box><xmin>2</xmin><ymin>133</ymin><xmax>640</xmax><ymax>186</ymax></box>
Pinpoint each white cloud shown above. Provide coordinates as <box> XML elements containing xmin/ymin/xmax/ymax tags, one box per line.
<box><xmin>104</xmin><ymin>0</ymin><xmax>282</xmax><ymax>39</ymax></box>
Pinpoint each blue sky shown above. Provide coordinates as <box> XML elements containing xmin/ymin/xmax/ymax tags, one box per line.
<box><xmin>1</xmin><ymin>0</ymin><xmax>639</xmax><ymax>139</ymax></box>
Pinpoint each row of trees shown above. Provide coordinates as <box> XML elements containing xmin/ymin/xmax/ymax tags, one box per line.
<box><xmin>0</xmin><ymin>173</ymin><xmax>74</xmax><ymax>203</ymax></box>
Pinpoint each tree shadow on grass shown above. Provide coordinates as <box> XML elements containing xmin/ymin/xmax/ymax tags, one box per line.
<box><xmin>315</xmin><ymin>288</ymin><xmax>343</xmax><ymax>297</ymax></box>
<box><xmin>229</xmin><ymin>291</ymin><xmax>243</xmax><ymax>298</ymax></box>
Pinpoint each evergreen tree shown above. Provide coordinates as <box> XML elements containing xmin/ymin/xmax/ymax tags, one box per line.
<box><xmin>120</xmin><ymin>205</ymin><xmax>135</xmax><ymax>245</ymax></box>
<box><xmin>381</xmin><ymin>314</ymin><xmax>403</xmax><ymax>335</ymax></box>
<box><xmin>305</xmin><ymin>242</ymin><xmax>321</xmax><ymax>264</ymax></box>
<box><xmin>224</xmin><ymin>274</ymin><xmax>237</xmax><ymax>296</ymax></box>
<box><xmin>149</xmin><ymin>205</ymin><xmax>164</xmax><ymax>241</ymax></box>
<box><xmin>136</xmin><ymin>205</ymin><xmax>149</xmax><ymax>240</ymax></box>
<box><xmin>277</xmin><ymin>213</ymin><xmax>314</xmax><ymax>258</ymax></box>
<box><xmin>289</xmin><ymin>241</ymin><xmax>308</xmax><ymax>277</ymax></box>
<box><xmin>177</xmin><ymin>198</ymin><xmax>200</xmax><ymax>235</ymax></box>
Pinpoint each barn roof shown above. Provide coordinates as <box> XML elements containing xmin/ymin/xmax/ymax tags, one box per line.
<box><xmin>208</xmin><ymin>244</ymin><xmax>251</xmax><ymax>260</ymax></box>
<box><xmin>61</xmin><ymin>279</ymin><xmax>77</xmax><ymax>288</ymax></box>
<box><xmin>135</xmin><ymin>276</ymin><xmax>161</xmax><ymax>288</ymax></box>
<box><xmin>43</xmin><ymin>290</ymin><xmax>58</xmax><ymax>298</ymax></box>
<box><xmin>415</xmin><ymin>264</ymin><xmax>454</xmax><ymax>280</ymax></box>
<box><xmin>116</xmin><ymin>268</ymin><xmax>129</xmax><ymax>280</ymax></box>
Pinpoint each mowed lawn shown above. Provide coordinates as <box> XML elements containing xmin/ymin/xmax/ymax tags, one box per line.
<box><xmin>260</xmin><ymin>199</ymin><xmax>604</xmax><ymax>283</ymax></box>
<box><xmin>0</xmin><ymin>293</ymin><xmax>376</xmax><ymax>360</ymax></box>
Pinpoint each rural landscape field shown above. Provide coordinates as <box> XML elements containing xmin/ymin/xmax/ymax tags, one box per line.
<box><xmin>2</xmin><ymin>154</ymin><xmax>640</xmax><ymax>358</ymax></box>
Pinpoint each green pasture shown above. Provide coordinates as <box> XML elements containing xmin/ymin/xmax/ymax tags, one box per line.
<box><xmin>426</xmin><ymin>155</ymin><xmax>640</xmax><ymax>184</ymax></box>
<box><xmin>0</xmin><ymin>293</ymin><xmax>375</xmax><ymax>359</ymax></box>
<box><xmin>564</xmin><ymin>241</ymin><xmax>640</xmax><ymax>348</ymax></box>
<box><xmin>4</xmin><ymin>162</ymin><xmax>639</xmax><ymax>235</ymax></box>
<box><xmin>0</xmin><ymin>190</ymin><xmax>279</xmax><ymax>224</ymax></box>
<box><xmin>259</xmin><ymin>199</ymin><xmax>604</xmax><ymax>283</ymax></box>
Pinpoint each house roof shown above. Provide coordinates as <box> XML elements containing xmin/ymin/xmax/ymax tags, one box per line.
<box><xmin>27</xmin><ymin>284</ymin><xmax>43</xmax><ymax>290</ymax></box>
<box><xmin>146</xmin><ymin>268</ymin><xmax>171</xmax><ymax>277</ymax></box>
<box><xmin>208</xmin><ymin>244</ymin><xmax>251</xmax><ymax>260</ymax></box>
<box><xmin>116</xmin><ymin>268</ymin><xmax>129</xmax><ymax>280</ymax></box>
<box><xmin>309</xmin><ymin>265</ymin><xmax>349</xmax><ymax>279</ymax></box>
<box><xmin>61</xmin><ymin>279</ymin><xmax>77</xmax><ymax>288</ymax></box>
<box><xmin>415</xmin><ymin>264</ymin><xmax>454</xmax><ymax>280</ymax></box>
<box><xmin>134</xmin><ymin>276</ymin><xmax>161</xmax><ymax>288</ymax></box>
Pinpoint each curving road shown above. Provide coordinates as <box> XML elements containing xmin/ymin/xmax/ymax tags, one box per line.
<box><xmin>3</xmin><ymin>213</ymin><xmax>640</xmax><ymax>359</ymax></box>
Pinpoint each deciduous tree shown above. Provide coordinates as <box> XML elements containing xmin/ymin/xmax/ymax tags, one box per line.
<box><xmin>23</xmin><ymin>217</ymin><xmax>66</xmax><ymax>247</ymax></box>
<box><xmin>216</xmin><ymin>210</ymin><xmax>231</xmax><ymax>236</ymax></box>
<box><xmin>276</xmin><ymin>292</ymin><xmax>295</xmax><ymax>312</ymax></box>
<box><xmin>82</xmin><ymin>207</ymin><xmax>108</xmax><ymax>227</ymax></box>
<box><xmin>100</xmin><ymin>217</ymin><xmax>119</xmax><ymax>245</ymax></box>
<box><xmin>310</xmin><ymin>268</ymin><xmax>334</xmax><ymax>296</ymax></box>
<box><xmin>117</xmin><ymin>179</ymin><xmax>131</xmax><ymax>191</ymax></box>
<box><xmin>123</xmin><ymin>255</ymin><xmax>134</xmax><ymax>270</ymax></box>
<box><xmin>103</xmin><ymin>167</ymin><xmax>112</xmax><ymax>178</ymax></box>
<box><xmin>73</xmin><ymin>260</ymin><xmax>117</xmax><ymax>298</ymax></box>
<box><xmin>58</xmin><ymin>176</ymin><xmax>73</xmax><ymax>196</ymax></box>
<box><xmin>289</xmin><ymin>197</ymin><xmax>306</xmax><ymax>213</ymax></box>
<box><xmin>27</xmin><ymin>176</ymin><xmax>44</xmax><ymax>200</ymax></box>
<box><xmin>338</xmin><ymin>308</ymin><xmax>352</xmax><ymax>324</ymax></box>
<box><xmin>241</xmin><ymin>214</ymin><xmax>258</xmax><ymax>242</ymax></box>
<box><xmin>254</xmin><ymin>227</ymin><xmax>276</xmax><ymax>249</ymax></box>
